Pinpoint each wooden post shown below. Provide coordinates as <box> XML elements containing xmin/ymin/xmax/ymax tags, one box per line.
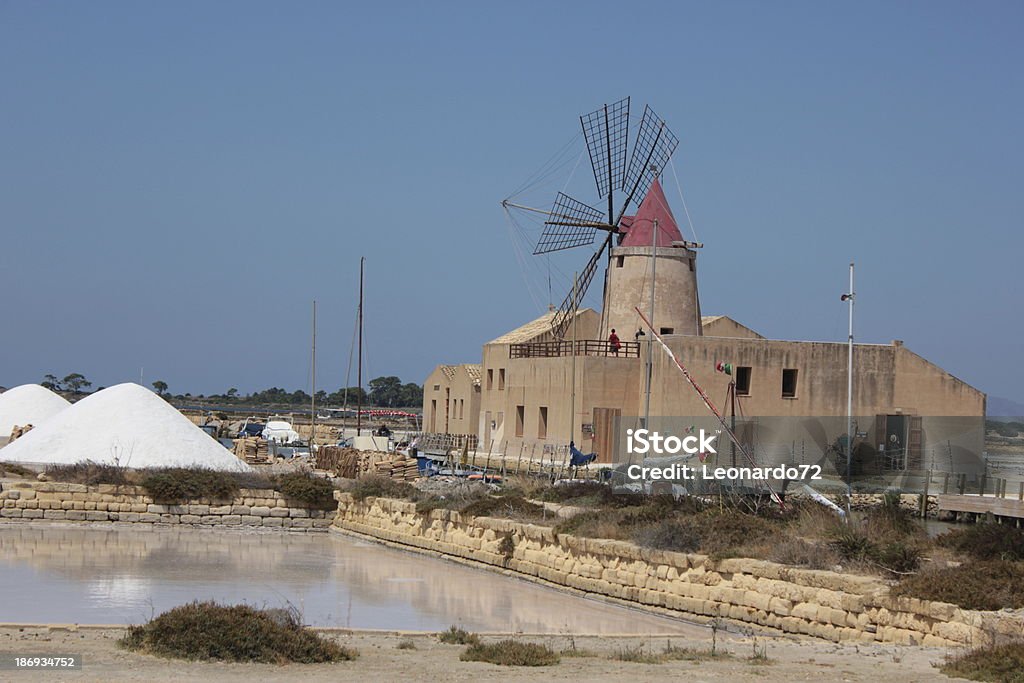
<box><xmin>1019</xmin><ymin>482</ymin><xmax>1023</xmax><ymax>502</ymax></box>
<box><xmin>958</xmin><ymin>473</ymin><xmax>966</xmax><ymax>495</ymax></box>
<box><xmin>942</xmin><ymin>472</ymin><xmax>950</xmax><ymax>495</ymax></box>
<box><xmin>516</xmin><ymin>443</ymin><xmax>524</xmax><ymax>475</ymax></box>
<box><xmin>979</xmin><ymin>473</ymin><xmax>987</xmax><ymax>496</ymax></box>
<box><xmin>484</xmin><ymin>439</ymin><xmax>493</xmax><ymax>473</ymax></box>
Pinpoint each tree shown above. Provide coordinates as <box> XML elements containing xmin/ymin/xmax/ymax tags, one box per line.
<box><xmin>41</xmin><ymin>374</ymin><xmax>61</xmax><ymax>391</ymax></box>
<box><xmin>399</xmin><ymin>382</ymin><xmax>423</xmax><ymax>407</ymax></box>
<box><xmin>152</xmin><ymin>380</ymin><xmax>168</xmax><ymax>396</ymax></box>
<box><xmin>62</xmin><ymin>373</ymin><xmax>91</xmax><ymax>394</ymax></box>
<box><xmin>226</xmin><ymin>388</ymin><xmax>238</xmax><ymax>399</ymax></box>
<box><xmin>369</xmin><ymin>376</ymin><xmax>402</xmax><ymax>407</ymax></box>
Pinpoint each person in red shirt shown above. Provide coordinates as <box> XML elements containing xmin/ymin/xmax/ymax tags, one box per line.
<box><xmin>608</xmin><ymin>328</ymin><xmax>621</xmax><ymax>355</ymax></box>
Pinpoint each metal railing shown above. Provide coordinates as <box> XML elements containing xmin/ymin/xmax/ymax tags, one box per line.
<box><xmin>509</xmin><ymin>339</ymin><xmax>640</xmax><ymax>359</ymax></box>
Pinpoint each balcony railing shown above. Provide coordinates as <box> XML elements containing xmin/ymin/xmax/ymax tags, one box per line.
<box><xmin>509</xmin><ymin>339</ymin><xmax>640</xmax><ymax>359</ymax></box>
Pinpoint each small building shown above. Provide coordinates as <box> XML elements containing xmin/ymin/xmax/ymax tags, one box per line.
<box><xmin>422</xmin><ymin>364</ymin><xmax>482</xmax><ymax>437</ymax></box>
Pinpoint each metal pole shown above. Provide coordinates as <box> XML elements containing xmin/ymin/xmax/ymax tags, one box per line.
<box><xmin>846</xmin><ymin>261</ymin><xmax>855</xmax><ymax>517</ymax></box>
<box><xmin>357</xmin><ymin>257</ymin><xmax>364</xmax><ymax>437</ymax></box>
<box><xmin>571</xmin><ymin>272</ymin><xmax>577</xmax><ymax>446</ymax></box>
<box><xmin>643</xmin><ymin>219</ymin><xmax>658</xmax><ymax>429</ymax></box>
<box><xmin>311</xmin><ymin>300</ymin><xmax>317</xmax><ymax>450</ymax></box>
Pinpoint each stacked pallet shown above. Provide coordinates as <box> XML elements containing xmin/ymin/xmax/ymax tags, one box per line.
<box><xmin>233</xmin><ymin>437</ymin><xmax>270</xmax><ymax>464</ymax></box>
<box><xmin>373</xmin><ymin>456</ymin><xmax>420</xmax><ymax>481</ymax></box>
<box><xmin>316</xmin><ymin>446</ymin><xmax>362</xmax><ymax>478</ymax></box>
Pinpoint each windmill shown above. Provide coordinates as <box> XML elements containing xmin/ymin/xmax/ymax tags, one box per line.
<box><xmin>502</xmin><ymin>97</ymin><xmax>680</xmax><ymax>339</ymax></box>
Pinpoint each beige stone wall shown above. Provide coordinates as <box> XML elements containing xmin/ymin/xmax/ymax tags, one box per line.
<box><xmin>0</xmin><ymin>481</ymin><xmax>333</xmax><ymax>531</ymax></box>
<box><xmin>332</xmin><ymin>494</ymin><xmax>1023</xmax><ymax>647</ymax></box>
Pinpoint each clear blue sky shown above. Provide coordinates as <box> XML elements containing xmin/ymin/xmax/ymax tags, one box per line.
<box><xmin>1</xmin><ymin>1</ymin><xmax>1021</xmax><ymax>401</ymax></box>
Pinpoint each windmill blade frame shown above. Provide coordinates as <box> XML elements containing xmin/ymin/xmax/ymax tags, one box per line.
<box><xmin>620</xmin><ymin>105</ymin><xmax>679</xmax><ymax>222</ymax></box>
<box><xmin>581</xmin><ymin>97</ymin><xmax>630</xmax><ymax>208</ymax></box>
<box><xmin>534</xmin><ymin>192</ymin><xmax>606</xmax><ymax>255</ymax></box>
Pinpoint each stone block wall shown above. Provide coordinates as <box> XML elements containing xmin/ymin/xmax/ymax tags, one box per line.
<box><xmin>332</xmin><ymin>493</ymin><xmax>1024</xmax><ymax>646</ymax></box>
<box><xmin>0</xmin><ymin>481</ymin><xmax>333</xmax><ymax>531</ymax></box>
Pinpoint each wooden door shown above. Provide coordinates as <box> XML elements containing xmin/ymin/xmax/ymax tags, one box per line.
<box><xmin>592</xmin><ymin>407</ymin><xmax>621</xmax><ymax>464</ymax></box>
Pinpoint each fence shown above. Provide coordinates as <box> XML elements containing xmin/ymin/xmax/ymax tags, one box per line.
<box><xmin>509</xmin><ymin>339</ymin><xmax>640</xmax><ymax>359</ymax></box>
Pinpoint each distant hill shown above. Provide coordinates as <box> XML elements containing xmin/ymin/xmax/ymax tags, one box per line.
<box><xmin>987</xmin><ymin>395</ymin><xmax>1024</xmax><ymax>418</ymax></box>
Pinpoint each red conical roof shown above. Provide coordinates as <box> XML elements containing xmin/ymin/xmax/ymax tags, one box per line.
<box><xmin>619</xmin><ymin>179</ymin><xmax>684</xmax><ymax>247</ymax></box>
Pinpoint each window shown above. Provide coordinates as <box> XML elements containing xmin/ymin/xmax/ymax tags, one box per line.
<box><xmin>616</xmin><ymin>255</ymin><xmax>624</xmax><ymax>268</ymax></box>
<box><xmin>486</xmin><ymin>369</ymin><xmax>493</xmax><ymax>390</ymax></box>
<box><xmin>433</xmin><ymin>384</ymin><xmax>440</xmax><ymax>391</ymax></box>
<box><xmin>782</xmin><ymin>369</ymin><xmax>798</xmax><ymax>398</ymax></box>
<box><xmin>735</xmin><ymin>366</ymin><xmax>752</xmax><ymax>396</ymax></box>
<box><xmin>538</xmin><ymin>406</ymin><xmax>548</xmax><ymax>439</ymax></box>
<box><xmin>498</xmin><ymin>368</ymin><xmax>506</xmax><ymax>391</ymax></box>
<box><xmin>515</xmin><ymin>405</ymin><xmax>524</xmax><ymax>437</ymax></box>
<box><xmin>688</xmin><ymin>257</ymin><xmax>694</xmax><ymax>272</ymax></box>
<box><xmin>660</xmin><ymin>327</ymin><xmax>674</xmax><ymax>335</ymax></box>
<box><xmin>459</xmin><ymin>399</ymin><xmax>464</xmax><ymax>420</ymax></box>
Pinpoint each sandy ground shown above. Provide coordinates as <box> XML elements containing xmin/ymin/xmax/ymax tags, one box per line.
<box><xmin>0</xmin><ymin>625</ymin><xmax>967</xmax><ymax>682</ymax></box>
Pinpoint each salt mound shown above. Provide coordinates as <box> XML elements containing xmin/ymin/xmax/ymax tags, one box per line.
<box><xmin>0</xmin><ymin>384</ymin><xmax>71</xmax><ymax>440</ymax></box>
<box><xmin>0</xmin><ymin>383</ymin><xmax>250</xmax><ymax>471</ymax></box>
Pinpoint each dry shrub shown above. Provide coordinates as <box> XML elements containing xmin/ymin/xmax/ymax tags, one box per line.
<box><xmin>120</xmin><ymin>602</ymin><xmax>356</xmax><ymax>663</ymax></box>
<box><xmin>768</xmin><ymin>537</ymin><xmax>838</xmax><ymax>569</ymax></box>
<box><xmin>460</xmin><ymin>639</ymin><xmax>559</xmax><ymax>666</ymax></box>
<box><xmin>276</xmin><ymin>472</ymin><xmax>336</xmax><ymax>509</ymax></box>
<box><xmin>45</xmin><ymin>461</ymin><xmax>129</xmax><ymax>486</ymax></box>
<box><xmin>632</xmin><ymin>518</ymin><xmax>700</xmax><ymax>553</ymax></box>
<box><xmin>938</xmin><ymin>523</ymin><xmax>1024</xmax><ymax>562</ymax></box>
<box><xmin>940</xmin><ymin>640</ymin><xmax>1024</xmax><ymax>682</ymax></box>
<box><xmin>0</xmin><ymin>462</ymin><xmax>35</xmax><ymax>478</ymax></box>
<box><xmin>460</xmin><ymin>494</ymin><xmax>546</xmax><ymax>520</ymax></box>
<box><xmin>554</xmin><ymin>511</ymin><xmax>631</xmax><ymax>540</ymax></box>
<box><xmin>140</xmin><ymin>468</ymin><xmax>238</xmax><ymax>502</ymax></box>
<box><xmin>438</xmin><ymin>626</ymin><xmax>479</xmax><ymax>645</ymax></box>
<box><xmin>347</xmin><ymin>474</ymin><xmax>418</xmax><ymax>502</ymax></box>
<box><xmin>892</xmin><ymin>560</ymin><xmax>1024</xmax><ymax>611</ymax></box>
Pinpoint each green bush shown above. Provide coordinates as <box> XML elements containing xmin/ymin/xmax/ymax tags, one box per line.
<box><xmin>938</xmin><ymin>523</ymin><xmax>1024</xmax><ymax>562</ymax></box>
<box><xmin>940</xmin><ymin>640</ymin><xmax>1024</xmax><ymax>682</ymax></box>
<box><xmin>277</xmin><ymin>472</ymin><xmax>336</xmax><ymax>509</ymax></box>
<box><xmin>139</xmin><ymin>468</ymin><xmax>239</xmax><ymax>502</ymax></box>
<box><xmin>893</xmin><ymin>560</ymin><xmax>1024</xmax><ymax>611</ymax></box>
<box><xmin>438</xmin><ymin>625</ymin><xmax>479</xmax><ymax>645</ymax></box>
<box><xmin>45</xmin><ymin>461</ymin><xmax>129</xmax><ymax>486</ymax></box>
<box><xmin>120</xmin><ymin>602</ymin><xmax>356</xmax><ymax>663</ymax></box>
<box><xmin>460</xmin><ymin>640</ymin><xmax>559</xmax><ymax>666</ymax></box>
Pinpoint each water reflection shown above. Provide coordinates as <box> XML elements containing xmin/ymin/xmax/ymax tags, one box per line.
<box><xmin>0</xmin><ymin>525</ymin><xmax>695</xmax><ymax>634</ymax></box>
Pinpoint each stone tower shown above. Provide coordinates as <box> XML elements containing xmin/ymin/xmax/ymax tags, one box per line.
<box><xmin>602</xmin><ymin>179</ymin><xmax>702</xmax><ymax>338</ymax></box>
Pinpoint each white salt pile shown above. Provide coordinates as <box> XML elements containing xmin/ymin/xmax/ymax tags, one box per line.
<box><xmin>0</xmin><ymin>384</ymin><xmax>71</xmax><ymax>441</ymax></box>
<box><xmin>0</xmin><ymin>383</ymin><xmax>250</xmax><ymax>471</ymax></box>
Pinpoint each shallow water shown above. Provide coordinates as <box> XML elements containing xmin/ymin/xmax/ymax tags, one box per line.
<box><xmin>0</xmin><ymin>524</ymin><xmax>697</xmax><ymax>634</ymax></box>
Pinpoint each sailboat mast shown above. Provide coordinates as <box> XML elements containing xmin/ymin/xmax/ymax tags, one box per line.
<box><xmin>311</xmin><ymin>300</ymin><xmax>317</xmax><ymax>450</ymax></box>
<box><xmin>356</xmin><ymin>257</ymin><xmax>365</xmax><ymax>437</ymax></box>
